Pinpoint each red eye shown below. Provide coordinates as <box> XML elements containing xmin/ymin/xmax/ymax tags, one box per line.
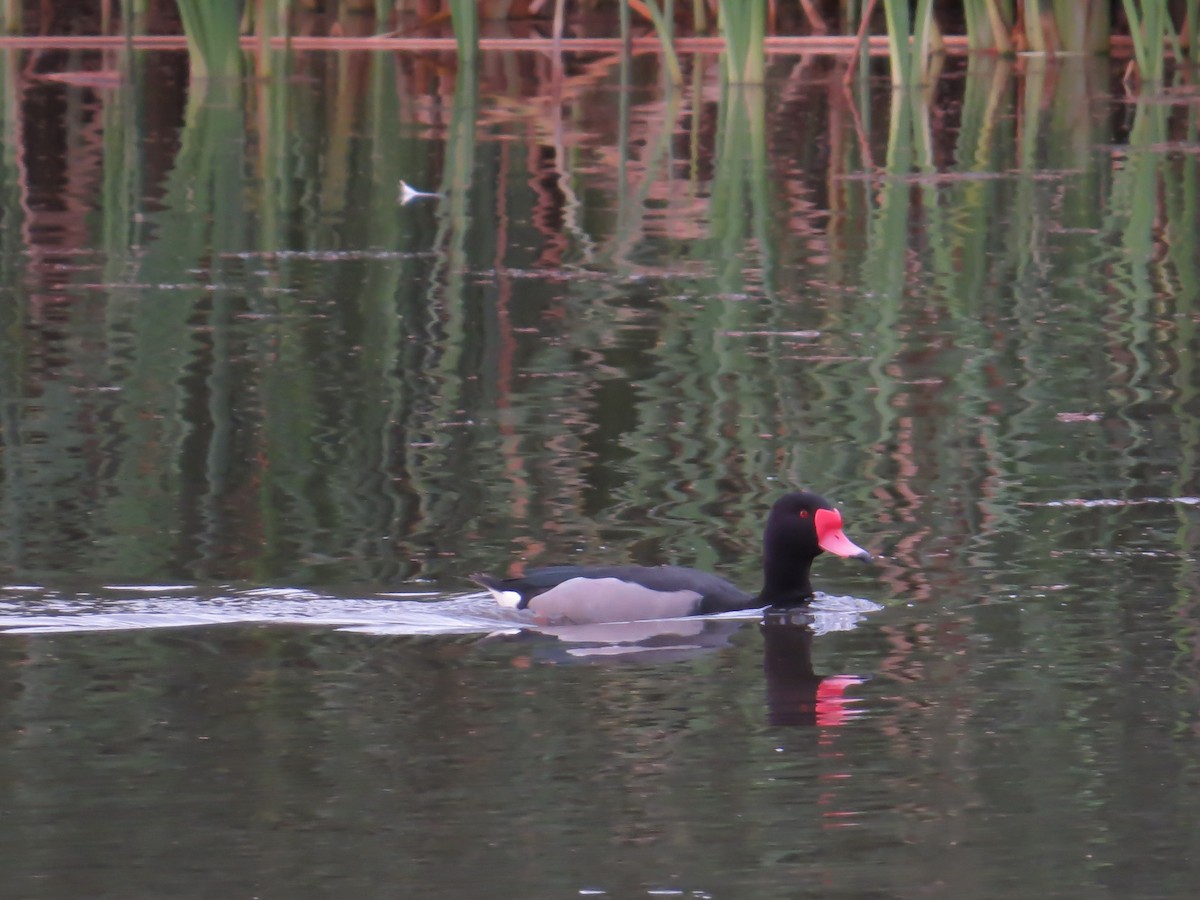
<box><xmin>798</xmin><ymin>510</ymin><xmax>809</xmax><ymax>519</ymax></box>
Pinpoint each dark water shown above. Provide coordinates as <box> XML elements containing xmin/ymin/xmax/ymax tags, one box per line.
<box><xmin>2</xmin><ymin>46</ymin><xmax>1200</xmax><ymax>897</ymax></box>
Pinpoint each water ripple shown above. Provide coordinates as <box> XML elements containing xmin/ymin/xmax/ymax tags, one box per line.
<box><xmin>0</xmin><ymin>586</ymin><xmax>521</xmax><ymax>636</ymax></box>
<box><xmin>0</xmin><ymin>585</ymin><xmax>881</xmax><ymax>638</ymax></box>
<box><xmin>1030</xmin><ymin>495</ymin><xmax>1200</xmax><ymax>508</ymax></box>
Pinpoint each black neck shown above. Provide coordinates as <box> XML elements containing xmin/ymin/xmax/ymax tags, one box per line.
<box><xmin>758</xmin><ymin>548</ymin><xmax>816</xmax><ymax>607</ymax></box>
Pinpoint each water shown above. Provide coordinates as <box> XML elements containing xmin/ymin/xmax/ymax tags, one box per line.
<box><xmin>2</xmin><ymin>46</ymin><xmax>1200</xmax><ymax>897</ymax></box>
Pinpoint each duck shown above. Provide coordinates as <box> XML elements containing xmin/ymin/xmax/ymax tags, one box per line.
<box><xmin>471</xmin><ymin>491</ymin><xmax>872</xmax><ymax>625</ymax></box>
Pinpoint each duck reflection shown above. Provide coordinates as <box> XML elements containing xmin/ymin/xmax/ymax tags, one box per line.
<box><xmin>760</xmin><ymin>609</ymin><xmax>865</xmax><ymax>727</ymax></box>
<box><xmin>529</xmin><ymin>616</ymin><xmax>747</xmax><ymax>664</ymax></box>
<box><xmin>510</xmin><ymin>608</ymin><xmax>867</xmax><ymax>727</ymax></box>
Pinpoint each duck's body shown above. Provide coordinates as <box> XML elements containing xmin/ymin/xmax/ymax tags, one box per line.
<box><xmin>472</xmin><ymin>564</ymin><xmax>753</xmax><ymax>622</ymax></box>
<box><xmin>472</xmin><ymin>491</ymin><xmax>872</xmax><ymax>625</ymax></box>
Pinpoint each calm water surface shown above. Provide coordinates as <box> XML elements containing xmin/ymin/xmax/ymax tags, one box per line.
<box><xmin>1</xmin><ymin>46</ymin><xmax>1199</xmax><ymax>898</ymax></box>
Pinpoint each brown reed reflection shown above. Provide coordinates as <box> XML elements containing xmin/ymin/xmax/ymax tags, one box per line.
<box><xmin>0</xmin><ymin>46</ymin><xmax>1197</xmax><ymax>610</ymax></box>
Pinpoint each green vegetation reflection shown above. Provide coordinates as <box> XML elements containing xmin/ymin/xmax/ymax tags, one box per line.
<box><xmin>0</xmin><ymin>47</ymin><xmax>1198</xmax><ymax>607</ymax></box>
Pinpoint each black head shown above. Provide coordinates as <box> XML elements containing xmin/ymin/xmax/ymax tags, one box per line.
<box><xmin>765</xmin><ymin>491</ymin><xmax>872</xmax><ymax>561</ymax></box>
<box><xmin>759</xmin><ymin>491</ymin><xmax>871</xmax><ymax>606</ymax></box>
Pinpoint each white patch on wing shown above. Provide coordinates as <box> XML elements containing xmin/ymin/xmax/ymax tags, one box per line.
<box><xmin>491</xmin><ymin>589</ymin><xmax>523</xmax><ymax>608</ymax></box>
<box><xmin>477</xmin><ymin>584</ymin><xmax>524</xmax><ymax>608</ymax></box>
<box><xmin>527</xmin><ymin>577</ymin><xmax>703</xmax><ymax>625</ymax></box>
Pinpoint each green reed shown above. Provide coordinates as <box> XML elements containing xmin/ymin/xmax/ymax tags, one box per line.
<box><xmin>1164</xmin><ymin>104</ymin><xmax>1199</xmax><ymax>306</ymax></box>
<box><xmin>447</xmin><ymin>0</ymin><xmax>478</xmax><ymax>62</ymax></box>
<box><xmin>879</xmin><ymin>0</ymin><xmax>936</xmax><ymax>86</ymax></box>
<box><xmin>89</xmin><ymin>62</ymin><xmax>247</xmax><ymax>577</ymax></box>
<box><xmin>708</xmin><ymin>81</ymin><xmax>769</xmax><ymax>290</ymax></box>
<box><xmin>1188</xmin><ymin>0</ymin><xmax>1200</xmax><ymax>61</ymax></box>
<box><xmin>1165</xmin><ymin>102</ymin><xmax>1199</xmax><ymax>509</ymax></box>
<box><xmin>856</xmin><ymin>82</ymin><xmax>921</xmax><ymax>454</ymax></box>
<box><xmin>1050</xmin><ymin>0</ymin><xmax>1110</xmax><ymax>53</ymax></box>
<box><xmin>1121</xmin><ymin>0</ymin><xmax>1170</xmax><ymax>82</ymax></box>
<box><xmin>904</xmin><ymin>0</ymin><xmax>1113</xmax><ymax>56</ymax></box>
<box><xmin>963</xmin><ymin>0</ymin><xmax>1013</xmax><ymax>52</ymax></box>
<box><xmin>99</xmin><ymin>54</ymin><xmax>145</xmax><ymax>283</ymax></box>
<box><xmin>175</xmin><ymin>1</ymin><xmax>242</xmax><ymax>79</ymax></box>
<box><xmin>429</xmin><ymin>51</ymin><xmax>478</xmax><ymax>405</ymax></box>
<box><xmin>607</xmin><ymin>84</ymin><xmax>683</xmax><ymax>271</ymax></box>
<box><xmin>0</xmin><ymin>50</ymin><xmax>24</xmax><ymax>435</ymax></box>
<box><xmin>639</xmin><ymin>0</ymin><xmax>684</xmax><ymax>85</ymax></box>
<box><xmin>247</xmin><ymin>0</ymin><xmax>290</xmax><ymax>76</ymax></box>
<box><xmin>716</xmin><ymin>0</ymin><xmax>766</xmax><ymax>84</ymax></box>
<box><xmin>154</xmin><ymin>2</ymin><xmax>1183</xmax><ymax>93</ymax></box>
